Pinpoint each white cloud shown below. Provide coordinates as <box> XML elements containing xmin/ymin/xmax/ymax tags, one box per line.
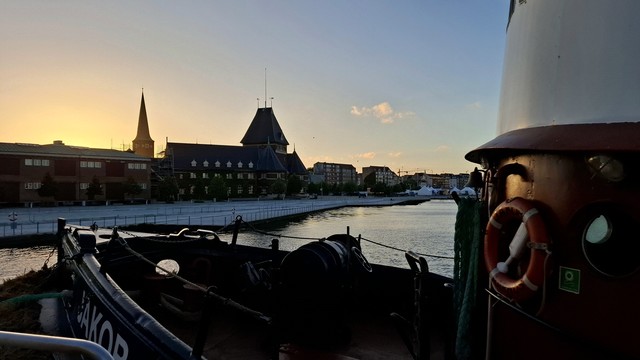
<box><xmin>434</xmin><ymin>145</ymin><xmax>450</xmax><ymax>153</ymax></box>
<box><xmin>388</xmin><ymin>151</ymin><xmax>402</xmax><ymax>158</ymax></box>
<box><xmin>354</xmin><ymin>151</ymin><xmax>376</xmax><ymax>160</ymax></box>
<box><xmin>465</xmin><ymin>101</ymin><xmax>482</xmax><ymax>109</ymax></box>
<box><xmin>350</xmin><ymin>101</ymin><xmax>414</xmax><ymax>124</ymax></box>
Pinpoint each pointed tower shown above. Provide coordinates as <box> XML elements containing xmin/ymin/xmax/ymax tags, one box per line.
<box><xmin>240</xmin><ymin>107</ymin><xmax>289</xmax><ymax>154</ymax></box>
<box><xmin>132</xmin><ymin>91</ymin><xmax>155</xmax><ymax>158</ymax></box>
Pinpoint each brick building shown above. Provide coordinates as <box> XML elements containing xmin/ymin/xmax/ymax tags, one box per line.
<box><xmin>0</xmin><ymin>141</ymin><xmax>151</xmax><ymax>205</ymax></box>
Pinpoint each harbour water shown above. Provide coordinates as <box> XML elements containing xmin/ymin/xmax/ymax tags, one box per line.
<box><xmin>0</xmin><ymin>199</ymin><xmax>457</xmax><ymax>282</ymax></box>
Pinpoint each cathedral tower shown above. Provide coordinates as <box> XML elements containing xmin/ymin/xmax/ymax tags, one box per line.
<box><xmin>132</xmin><ymin>91</ymin><xmax>154</xmax><ymax>158</ymax></box>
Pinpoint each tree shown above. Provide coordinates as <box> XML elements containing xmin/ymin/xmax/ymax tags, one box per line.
<box><xmin>209</xmin><ymin>176</ymin><xmax>228</xmax><ymax>201</ymax></box>
<box><xmin>363</xmin><ymin>172</ymin><xmax>377</xmax><ymax>187</ymax></box>
<box><xmin>123</xmin><ymin>176</ymin><xmax>143</xmax><ymax>200</ymax></box>
<box><xmin>86</xmin><ymin>175</ymin><xmax>103</xmax><ymax>200</ymax></box>
<box><xmin>192</xmin><ymin>179</ymin><xmax>207</xmax><ymax>200</ymax></box>
<box><xmin>286</xmin><ymin>175</ymin><xmax>302</xmax><ymax>195</ymax></box>
<box><xmin>307</xmin><ymin>182</ymin><xmax>321</xmax><ymax>194</ymax></box>
<box><xmin>343</xmin><ymin>181</ymin><xmax>358</xmax><ymax>195</ymax></box>
<box><xmin>270</xmin><ymin>179</ymin><xmax>287</xmax><ymax>198</ymax></box>
<box><xmin>157</xmin><ymin>176</ymin><xmax>179</xmax><ymax>202</ymax></box>
<box><xmin>38</xmin><ymin>172</ymin><xmax>58</xmax><ymax>199</ymax></box>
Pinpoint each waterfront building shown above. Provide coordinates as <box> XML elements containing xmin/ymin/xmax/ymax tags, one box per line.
<box><xmin>361</xmin><ymin>166</ymin><xmax>398</xmax><ymax>186</ymax></box>
<box><xmin>312</xmin><ymin>162</ymin><xmax>357</xmax><ymax>186</ymax></box>
<box><xmin>161</xmin><ymin>106</ymin><xmax>308</xmax><ymax>199</ymax></box>
<box><xmin>0</xmin><ymin>141</ymin><xmax>151</xmax><ymax>205</ymax></box>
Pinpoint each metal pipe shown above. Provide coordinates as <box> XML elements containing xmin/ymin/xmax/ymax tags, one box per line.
<box><xmin>0</xmin><ymin>331</ymin><xmax>113</xmax><ymax>360</ymax></box>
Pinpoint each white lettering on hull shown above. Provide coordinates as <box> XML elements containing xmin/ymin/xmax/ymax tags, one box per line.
<box><xmin>76</xmin><ymin>291</ymin><xmax>130</xmax><ymax>360</ymax></box>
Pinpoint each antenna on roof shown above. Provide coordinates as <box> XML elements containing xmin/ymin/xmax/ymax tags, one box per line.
<box><xmin>257</xmin><ymin>98</ymin><xmax>260</xmax><ymax>108</ymax></box>
<box><xmin>264</xmin><ymin>68</ymin><xmax>267</xmax><ymax>108</ymax></box>
<box><xmin>270</xmin><ymin>97</ymin><xmax>274</xmax><ymax>107</ymax></box>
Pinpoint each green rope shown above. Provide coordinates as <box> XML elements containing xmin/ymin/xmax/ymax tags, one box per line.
<box><xmin>453</xmin><ymin>197</ymin><xmax>484</xmax><ymax>360</ymax></box>
<box><xmin>0</xmin><ymin>292</ymin><xmax>66</xmax><ymax>305</ymax></box>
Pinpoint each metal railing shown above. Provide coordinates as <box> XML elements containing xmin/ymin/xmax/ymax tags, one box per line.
<box><xmin>0</xmin><ymin>330</ymin><xmax>113</xmax><ymax>360</ymax></box>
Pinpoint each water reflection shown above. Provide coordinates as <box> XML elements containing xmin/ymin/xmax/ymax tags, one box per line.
<box><xmin>237</xmin><ymin>200</ymin><xmax>456</xmax><ymax>277</ymax></box>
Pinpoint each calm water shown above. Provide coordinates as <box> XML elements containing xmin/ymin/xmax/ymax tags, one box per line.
<box><xmin>0</xmin><ymin>200</ymin><xmax>457</xmax><ymax>282</ymax></box>
<box><xmin>239</xmin><ymin>199</ymin><xmax>457</xmax><ymax>277</ymax></box>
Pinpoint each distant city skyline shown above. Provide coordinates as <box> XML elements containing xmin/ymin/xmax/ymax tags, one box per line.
<box><xmin>1</xmin><ymin>1</ymin><xmax>509</xmax><ymax>174</ymax></box>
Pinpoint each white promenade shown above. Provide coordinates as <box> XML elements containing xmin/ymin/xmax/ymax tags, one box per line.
<box><xmin>1</xmin><ymin>196</ymin><xmax>429</xmax><ymax>237</ymax></box>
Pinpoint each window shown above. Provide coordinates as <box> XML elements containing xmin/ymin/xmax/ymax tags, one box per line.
<box><xmin>191</xmin><ymin>160</ymin><xmax>197</xmax><ymax>167</ymax></box>
<box><xmin>128</xmin><ymin>163</ymin><xmax>147</xmax><ymax>170</ymax></box>
<box><xmin>248</xmin><ymin>162</ymin><xmax>254</xmax><ymax>169</ymax></box>
<box><xmin>80</xmin><ymin>183</ymin><xmax>89</xmax><ymax>190</ymax></box>
<box><xmin>227</xmin><ymin>161</ymin><xmax>232</xmax><ymax>168</ymax></box>
<box><xmin>248</xmin><ymin>185</ymin><xmax>254</xmax><ymax>194</ymax></box>
<box><xmin>238</xmin><ymin>161</ymin><xmax>243</xmax><ymax>168</ymax></box>
<box><xmin>202</xmin><ymin>173</ymin><xmax>209</xmax><ymax>179</ymax></box>
<box><xmin>80</xmin><ymin>161</ymin><xmax>102</xmax><ymax>168</ymax></box>
<box><xmin>203</xmin><ymin>160</ymin><xmax>209</xmax><ymax>167</ymax></box>
<box><xmin>226</xmin><ymin>173</ymin><xmax>233</xmax><ymax>179</ymax></box>
<box><xmin>215</xmin><ymin>161</ymin><xmax>220</xmax><ymax>168</ymax></box>
<box><xmin>24</xmin><ymin>182</ymin><xmax>41</xmax><ymax>190</ymax></box>
<box><xmin>190</xmin><ymin>173</ymin><xmax>196</xmax><ymax>179</ymax></box>
<box><xmin>248</xmin><ymin>173</ymin><xmax>255</xmax><ymax>179</ymax></box>
<box><xmin>25</xmin><ymin>158</ymin><xmax>50</xmax><ymax>167</ymax></box>
<box><xmin>237</xmin><ymin>185</ymin><xmax>243</xmax><ymax>194</ymax></box>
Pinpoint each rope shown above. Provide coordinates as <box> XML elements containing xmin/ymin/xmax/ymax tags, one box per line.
<box><xmin>241</xmin><ymin>219</ymin><xmax>454</xmax><ymax>260</ymax></box>
<box><xmin>112</xmin><ymin>238</ymin><xmax>271</xmax><ymax>324</ymax></box>
<box><xmin>453</xmin><ymin>197</ymin><xmax>484</xmax><ymax>360</ymax></box>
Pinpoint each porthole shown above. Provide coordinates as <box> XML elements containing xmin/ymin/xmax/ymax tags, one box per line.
<box><xmin>582</xmin><ymin>210</ymin><xmax>640</xmax><ymax>277</ymax></box>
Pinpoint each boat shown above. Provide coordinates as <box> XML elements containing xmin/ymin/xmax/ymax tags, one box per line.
<box><xmin>8</xmin><ymin>1</ymin><xmax>640</xmax><ymax>359</ymax></box>
<box><xmin>55</xmin><ymin>217</ymin><xmax>454</xmax><ymax>359</ymax></box>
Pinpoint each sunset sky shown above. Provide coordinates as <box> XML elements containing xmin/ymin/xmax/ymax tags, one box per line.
<box><xmin>1</xmin><ymin>1</ymin><xmax>509</xmax><ymax>174</ymax></box>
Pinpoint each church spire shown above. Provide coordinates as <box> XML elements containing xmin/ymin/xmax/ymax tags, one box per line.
<box><xmin>132</xmin><ymin>90</ymin><xmax>155</xmax><ymax>158</ymax></box>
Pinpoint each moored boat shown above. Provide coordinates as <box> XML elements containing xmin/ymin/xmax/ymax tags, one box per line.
<box><xmin>56</xmin><ymin>217</ymin><xmax>454</xmax><ymax>359</ymax></box>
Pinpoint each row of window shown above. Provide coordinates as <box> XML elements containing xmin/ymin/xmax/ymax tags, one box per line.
<box><xmin>191</xmin><ymin>160</ymin><xmax>255</xmax><ymax>169</ymax></box>
<box><xmin>127</xmin><ymin>163</ymin><xmax>147</xmax><ymax>170</ymax></box>
<box><xmin>24</xmin><ymin>159</ymin><xmax>147</xmax><ymax>170</ymax></box>
<box><xmin>25</xmin><ymin>159</ymin><xmax>50</xmax><ymax>167</ymax></box>
<box><xmin>181</xmin><ymin>173</ymin><xmax>257</xmax><ymax>180</ymax></box>
<box><xmin>179</xmin><ymin>185</ymin><xmax>254</xmax><ymax>195</ymax></box>
<box><xmin>25</xmin><ymin>183</ymin><xmax>146</xmax><ymax>190</ymax></box>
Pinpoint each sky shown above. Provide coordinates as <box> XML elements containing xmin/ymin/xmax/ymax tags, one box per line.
<box><xmin>1</xmin><ymin>1</ymin><xmax>509</xmax><ymax>174</ymax></box>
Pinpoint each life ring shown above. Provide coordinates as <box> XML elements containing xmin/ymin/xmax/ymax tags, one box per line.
<box><xmin>484</xmin><ymin>197</ymin><xmax>550</xmax><ymax>302</ymax></box>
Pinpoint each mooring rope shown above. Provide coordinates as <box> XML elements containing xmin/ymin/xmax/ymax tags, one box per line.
<box><xmin>240</xmin><ymin>218</ymin><xmax>454</xmax><ymax>260</ymax></box>
<box><xmin>113</xmin><ymin>238</ymin><xmax>271</xmax><ymax>324</ymax></box>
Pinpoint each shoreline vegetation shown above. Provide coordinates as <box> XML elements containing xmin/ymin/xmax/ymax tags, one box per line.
<box><xmin>0</xmin><ymin>266</ymin><xmax>64</xmax><ymax>360</ymax></box>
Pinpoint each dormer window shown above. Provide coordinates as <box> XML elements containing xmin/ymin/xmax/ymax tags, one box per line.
<box><xmin>203</xmin><ymin>160</ymin><xmax>209</xmax><ymax>167</ymax></box>
<box><xmin>227</xmin><ymin>161</ymin><xmax>232</xmax><ymax>168</ymax></box>
<box><xmin>238</xmin><ymin>161</ymin><xmax>243</xmax><ymax>168</ymax></box>
<box><xmin>215</xmin><ymin>161</ymin><xmax>220</xmax><ymax>168</ymax></box>
<box><xmin>248</xmin><ymin>162</ymin><xmax>254</xmax><ymax>169</ymax></box>
<box><xmin>191</xmin><ymin>160</ymin><xmax>197</xmax><ymax>167</ymax></box>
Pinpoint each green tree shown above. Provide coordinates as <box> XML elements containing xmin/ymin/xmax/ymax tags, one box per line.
<box><xmin>372</xmin><ymin>182</ymin><xmax>387</xmax><ymax>195</ymax></box>
<box><xmin>38</xmin><ymin>172</ymin><xmax>58</xmax><ymax>199</ymax></box>
<box><xmin>192</xmin><ymin>178</ymin><xmax>207</xmax><ymax>200</ymax></box>
<box><xmin>363</xmin><ymin>172</ymin><xmax>377</xmax><ymax>187</ymax></box>
<box><xmin>343</xmin><ymin>181</ymin><xmax>358</xmax><ymax>194</ymax></box>
<box><xmin>209</xmin><ymin>176</ymin><xmax>228</xmax><ymax>201</ymax></box>
<box><xmin>270</xmin><ymin>179</ymin><xmax>287</xmax><ymax>198</ymax></box>
<box><xmin>286</xmin><ymin>175</ymin><xmax>302</xmax><ymax>195</ymax></box>
<box><xmin>157</xmin><ymin>176</ymin><xmax>179</xmax><ymax>202</ymax></box>
<box><xmin>307</xmin><ymin>182</ymin><xmax>321</xmax><ymax>194</ymax></box>
<box><xmin>123</xmin><ymin>176</ymin><xmax>143</xmax><ymax>200</ymax></box>
<box><xmin>86</xmin><ymin>175</ymin><xmax>103</xmax><ymax>200</ymax></box>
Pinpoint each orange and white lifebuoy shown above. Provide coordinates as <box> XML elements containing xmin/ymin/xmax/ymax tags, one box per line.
<box><xmin>484</xmin><ymin>197</ymin><xmax>550</xmax><ymax>302</ymax></box>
